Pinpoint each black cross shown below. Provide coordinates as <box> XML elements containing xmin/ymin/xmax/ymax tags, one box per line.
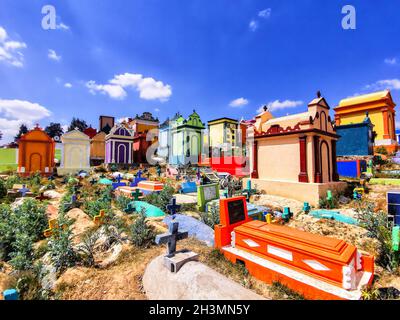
<box><xmin>166</xmin><ymin>198</ymin><xmax>181</xmax><ymax>217</ymax></box>
<box><xmin>155</xmin><ymin>221</ymin><xmax>188</xmax><ymax>256</ymax></box>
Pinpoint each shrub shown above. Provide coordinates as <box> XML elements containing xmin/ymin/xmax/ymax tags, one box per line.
<box><xmin>144</xmin><ymin>184</ymin><xmax>175</xmax><ymax>210</ymax></box>
<box><xmin>130</xmin><ymin>209</ymin><xmax>155</xmax><ymax>248</ymax></box>
<box><xmin>0</xmin><ymin>203</ymin><xmax>13</xmax><ymax>260</ymax></box>
<box><xmin>84</xmin><ymin>198</ymin><xmax>112</xmax><ymax>218</ymax></box>
<box><xmin>12</xmin><ymin>198</ymin><xmax>48</xmax><ymax>242</ymax></box>
<box><xmin>0</xmin><ymin>178</ymin><xmax>7</xmax><ymax>199</ymax></box>
<box><xmin>47</xmin><ymin>221</ymin><xmax>79</xmax><ymax>273</ymax></box>
<box><xmin>9</xmin><ymin>234</ymin><xmax>35</xmax><ymax>271</ymax></box>
<box><xmin>77</xmin><ymin>231</ymin><xmax>99</xmax><ymax>267</ymax></box>
<box><xmin>15</xmin><ymin>263</ymin><xmax>51</xmax><ymax>300</ymax></box>
<box><xmin>200</xmin><ymin>205</ymin><xmax>220</xmax><ymax>228</ymax></box>
<box><xmin>115</xmin><ymin>195</ymin><xmax>132</xmax><ymax>211</ymax></box>
<box><xmin>5</xmin><ymin>174</ymin><xmax>22</xmax><ymax>189</ymax></box>
<box><xmin>356</xmin><ymin>203</ymin><xmax>400</xmax><ymax>272</ymax></box>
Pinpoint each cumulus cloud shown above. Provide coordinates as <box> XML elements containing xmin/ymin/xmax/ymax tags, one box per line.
<box><xmin>258</xmin><ymin>8</ymin><xmax>272</xmax><ymax>18</ymax></box>
<box><xmin>64</xmin><ymin>82</ymin><xmax>72</xmax><ymax>88</ymax></box>
<box><xmin>57</xmin><ymin>22</ymin><xmax>70</xmax><ymax>31</ymax></box>
<box><xmin>384</xmin><ymin>58</ymin><xmax>397</xmax><ymax>65</ymax></box>
<box><xmin>0</xmin><ymin>99</ymin><xmax>52</xmax><ymax>142</ymax></box>
<box><xmin>257</xmin><ymin>99</ymin><xmax>303</xmax><ymax>113</ymax></box>
<box><xmin>86</xmin><ymin>80</ymin><xmax>127</xmax><ymax>100</ymax></box>
<box><xmin>364</xmin><ymin>79</ymin><xmax>400</xmax><ymax>91</ymax></box>
<box><xmin>0</xmin><ymin>26</ymin><xmax>27</xmax><ymax>68</ymax></box>
<box><xmin>249</xmin><ymin>20</ymin><xmax>259</xmax><ymax>32</ymax></box>
<box><xmin>229</xmin><ymin>97</ymin><xmax>249</xmax><ymax>108</ymax></box>
<box><xmin>87</xmin><ymin>72</ymin><xmax>172</xmax><ymax>102</ymax></box>
<box><xmin>48</xmin><ymin>49</ymin><xmax>61</xmax><ymax>61</ymax></box>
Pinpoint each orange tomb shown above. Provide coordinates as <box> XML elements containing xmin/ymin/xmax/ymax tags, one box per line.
<box><xmin>215</xmin><ymin>196</ymin><xmax>374</xmax><ymax>300</ymax></box>
<box><xmin>17</xmin><ymin>125</ymin><xmax>55</xmax><ymax>177</ymax></box>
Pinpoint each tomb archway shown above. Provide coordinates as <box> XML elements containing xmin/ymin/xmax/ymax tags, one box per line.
<box><xmin>319</xmin><ymin>141</ymin><xmax>331</xmax><ymax>183</ymax></box>
<box><xmin>320</xmin><ymin>111</ymin><xmax>327</xmax><ymax>131</ymax></box>
<box><xmin>67</xmin><ymin>146</ymin><xmax>83</xmax><ymax>168</ymax></box>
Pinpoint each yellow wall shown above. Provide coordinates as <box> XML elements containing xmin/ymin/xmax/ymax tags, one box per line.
<box><xmin>338</xmin><ymin>109</ymin><xmax>387</xmax><ymax>140</ymax></box>
<box><xmin>209</xmin><ymin>123</ymin><xmax>224</xmax><ymax>147</ymax></box>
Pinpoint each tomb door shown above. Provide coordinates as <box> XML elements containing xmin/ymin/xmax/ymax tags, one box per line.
<box><xmin>67</xmin><ymin>146</ymin><xmax>83</xmax><ymax>168</ymax></box>
<box><xmin>117</xmin><ymin>143</ymin><xmax>127</xmax><ymax>163</ymax></box>
<box><xmin>319</xmin><ymin>141</ymin><xmax>331</xmax><ymax>183</ymax></box>
<box><xmin>29</xmin><ymin>153</ymin><xmax>42</xmax><ymax>173</ymax></box>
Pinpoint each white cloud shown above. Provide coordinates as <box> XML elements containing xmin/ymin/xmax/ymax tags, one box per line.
<box><xmin>396</xmin><ymin>121</ymin><xmax>400</xmax><ymax>129</ymax></box>
<box><xmin>384</xmin><ymin>58</ymin><xmax>397</xmax><ymax>65</ymax></box>
<box><xmin>56</xmin><ymin>22</ymin><xmax>70</xmax><ymax>31</ymax></box>
<box><xmin>229</xmin><ymin>97</ymin><xmax>249</xmax><ymax>108</ymax></box>
<box><xmin>0</xmin><ymin>26</ymin><xmax>27</xmax><ymax>68</ymax></box>
<box><xmin>87</xmin><ymin>73</ymin><xmax>172</xmax><ymax>102</ymax></box>
<box><xmin>48</xmin><ymin>49</ymin><xmax>61</xmax><ymax>62</ymax></box>
<box><xmin>249</xmin><ymin>20</ymin><xmax>259</xmax><ymax>32</ymax></box>
<box><xmin>365</xmin><ymin>79</ymin><xmax>400</xmax><ymax>91</ymax></box>
<box><xmin>64</xmin><ymin>83</ymin><xmax>72</xmax><ymax>88</ymax></box>
<box><xmin>154</xmin><ymin>108</ymin><xmax>160</xmax><ymax>112</ymax></box>
<box><xmin>117</xmin><ymin>117</ymin><xmax>130</xmax><ymax>124</ymax></box>
<box><xmin>86</xmin><ymin>80</ymin><xmax>127</xmax><ymax>100</ymax></box>
<box><xmin>257</xmin><ymin>99</ymin><xmax>303</xmax><ymax>113</ymax></box>
<box><xmin>0</xmin><ymin>99</ymin><xmax>52</xmax><ymax>142</ymax></box>
<box><xmin>258</xmin><ymin>8</ymin><xmax>272</xmax><ymax>18</ymax></box>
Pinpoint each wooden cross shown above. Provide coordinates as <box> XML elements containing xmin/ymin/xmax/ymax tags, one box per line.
<box><xmin>166</xmin><ymin>198</ymin><xmax>181</xmax><ymax>216</ymax></box>
<box><xmin>136</xmin><ymin>170</ymin><xmax>143</xmax><ymax>179</ymax></box>
<box><xmin>131</xmin><ymin>189</ymin><xmax>143</xmax><ymax>201</ymax></box>
<box><xmin>155</xmin><ymin>221</ymin><xmax>188</xmax><ymax>256</ymax></box>
<box><xmin>124</xmin><ymin>202</ymin><xmax>136</xmax><ymax>214</ymax></box>
<box><xmin>89</xmin><ymin>177</ymin><xmax>97</xmax><ymax>185</ymax></box>
<box><xmin>43</xmin><ymin>219</ymin><xmax>67</xmax><ymax>238</ymax></box>
<box><xmin>93</xmin><ymin>209</ymin><xmax>106</xmax><ymax>225</ymax></box>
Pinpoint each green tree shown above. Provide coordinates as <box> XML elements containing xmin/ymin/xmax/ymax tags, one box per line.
<box><xmin>45</xmin><ymin>122</ymin><xmax>64</xmax><ymax>138</ymax></box>
<box><xmin>9</xmin><ymin>233</ymin><xmax>35</xmax><ymax>271</ymax></box>
<box><xmin>68</xmin><ymin>117</ymin><xmax>88</xmax><ymax>132</ymax></box>
<box><xmin>14</xmin><ymin>124</ymin><xmax>29</xmax><ymax>142</ymax></box>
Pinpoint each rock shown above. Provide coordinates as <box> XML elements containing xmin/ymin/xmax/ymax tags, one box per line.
<box><xmin>40</xmin><ymin>253</ymin><xmax>58</xmax><ymax>290</ymax></box>
<box><xmin>66</xmin><ymin>208</ymin><xmax>96</xmax><ymax>240</ymax></box>
<box><xmin>97</xmin><ymin>243</ymin><xmax>130</xmax><ymax>269</ymax></box>
<box><xmin>143</xmin><ymin>255</ymin><xmax>266</xmax><ymax>300</ymax></box>
<box><xmin>11</xmin><ymin>197</ymin><xmax>29</xmax><ymax>210</ymax></box>
<box><xmin>339</xmin><ymin>195</ymin><xmax>351</xmax><ymax>205</ymax></box>
<box><xmin>163</xmin><ymin>214</ymin><xmax>215</xmax><ymax>247</ymax></box>
<box><xmin>44</xmin><ymin>190</ymin><xmax>62</xmax><ymax>199</ymax></box>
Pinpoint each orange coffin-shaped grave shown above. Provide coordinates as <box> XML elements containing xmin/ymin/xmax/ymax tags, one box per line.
<box><xmin>17</xmin><ymin>125</ymin><xmax>55</xmax><ymax>177</ymax></box>
<box><xmin>215</xmin><ymin>196</ymin><xmax>374</xmax><ymax>300</ymax></box>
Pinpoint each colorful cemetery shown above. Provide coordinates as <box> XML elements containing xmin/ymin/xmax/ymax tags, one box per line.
<box><xmin>17</xmin><ymin>125</ymin><xmax>55</xmax><ymax>176</ymax></box>
<box><xmin>128</xmin><ymin>112</ymin><xmax>159</xmax><ymax>164</ymax></box>
<box><xmin>58</xmin><ymin>129</ymin><xmax>91</xmax><ymax>175</ymax></box>
<box><xmin>334</xmin><ymin>90</ymin><xmax>398</xmax><ymax>153</ymax></box>
<box><xmin>246</xmin><ymin>93</ymin><xmax>346</xmax><ymax>206</ymax></box>
<box><xmin>105</xmin><ymin>124</ymin><xmax>134</xmax><ymax>164</ymax></box>
<box><xmin>170</xmin><ymin>110</ymin><xmax>205</xmax><ymax>165</ymax></box>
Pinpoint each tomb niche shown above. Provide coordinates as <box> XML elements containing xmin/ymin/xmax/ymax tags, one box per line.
<box><xmin>246</xmin><ymin>92</ymin><xmax>347</xmax><ymax>206</ymax></box>
<box><xmin>58</xmin><ymin>128</ymin><xmax>91</xmax><ymax>176</ymax></box>
<box><xmin>17</xmin><ymin>125</ymin><xmax>55</xmax><ymax>177</ymax></box>
<box><xmin>104</xmin><ymin>124</ymin><xmax>134</xmax><ymax>165</ymax></box>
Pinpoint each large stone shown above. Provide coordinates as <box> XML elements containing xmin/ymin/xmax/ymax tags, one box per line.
<box><xmin>66</xmin><ymin>208</ymin><xmax>96</xmax><ymax>239</ymax></box>
<box><xmin>143</xmin><ymin>255</ymin><xmax>266</xmax><ymax>300</ymax></box>
<box><xmin>44</xmin><ymin>190</ymin><xmax>62</xmax><ymax>199</ymax></box>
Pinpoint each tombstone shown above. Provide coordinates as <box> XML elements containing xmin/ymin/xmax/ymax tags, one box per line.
<box><xmin>124</xmin><ymin>202</ymin><xmax>136</xmax><ymax>214</ymax></box>
<box><xmin>155</xmin><ymin>221</ymin><xmax>199</xmax><ymax>273</ymax></box>
<box><xmin>93</xmin><ymin>209</ymin><xmax>106</xmax><ymax>225</ymax></box>
<box><xmin>197</xmin><ymin>183</ymin><xmax>220</xmax><ymax>212</ymax></box>
<box><xmin>131</xmin><ymin>189</ymin><xmax>143</xmax><ymax>201</ymax></box>
<box><xmin>309</xmin><ymin>209</ymin><xmax>358</xmax><ymax>225</ymax></box>
<box><xmin>137</xmin><ymin>180</ymin><xmax>164</xmax><ymax>195</ymax></box>
<box><xmin>303</xmin><ymin>202</ymin><xmax>311</xmax><ymax>214</ymax></box>
<box><xmin>58</xmin><ymin>129</ymin><xmax>91</xmax><ymax>176</ymax></box>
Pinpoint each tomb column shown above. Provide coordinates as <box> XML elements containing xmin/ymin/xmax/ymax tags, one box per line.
<box><xmin>251</xmin><ymin>140</ymin><xmax>259</xmax><ymax>179</ymax></box>
<box><xmin>331</xmin><ymin>140</ymin><xmax>339</xmax><ymax>181</ymax></box>
<box><xmin>112</xmin><ymin>140</ymin><xmax>116</xmax><ymax>163</ymax></box>
<box><xmin>313</xmin><ymin>135</ymin><xmax>322</xmax><ymax>183</ymax></box>
<box><xmin>382</xmin><ymin>107</ymin><xmax>390</xmax><ymax>139</ymax></box>
<box><xmin>128</xmin><ymin>142</ymin><xmax>132</xmax><ymax>163</ymax></box>
<box><xmin>298</xmin><ymin>136</ymin><xmax>309</xmax><ymax>183</ymax></box>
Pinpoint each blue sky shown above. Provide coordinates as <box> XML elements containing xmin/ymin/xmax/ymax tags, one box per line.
<box><xmin>0</xmin><ymin>0</ymin><xmax>399</xmax><ymax>142</ymax></box>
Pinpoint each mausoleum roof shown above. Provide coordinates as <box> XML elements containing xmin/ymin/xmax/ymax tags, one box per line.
<box><xmin>337</xmin><ymin>90</ymin><xmax>395</xmax><ymax>109</ymax></box>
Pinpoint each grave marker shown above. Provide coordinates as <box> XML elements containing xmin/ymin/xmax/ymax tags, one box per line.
<box><xmin>197</xmin><ymin>183</ymin><xmax>220</xmax><ymax>212</ymax></box>
<box><xmin>155</xmin><ymin>221</ymin><xmax>198</xmax><ymax>273</ymax></box>
<box><xmin>166</xmin><ymin>198</ymin><xmax>181</xmax><ymax>217</ymax></box>
<box><xmin>93</xmin><ymin>209</ymin><xmax>106</xmax><ymax>225</ymax></box>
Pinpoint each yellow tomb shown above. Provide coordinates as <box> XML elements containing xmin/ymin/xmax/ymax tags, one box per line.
<box><xmin>334</xmin><ymin>90</ymin><xmax>397</xmax><ymax>153</ymax></box>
